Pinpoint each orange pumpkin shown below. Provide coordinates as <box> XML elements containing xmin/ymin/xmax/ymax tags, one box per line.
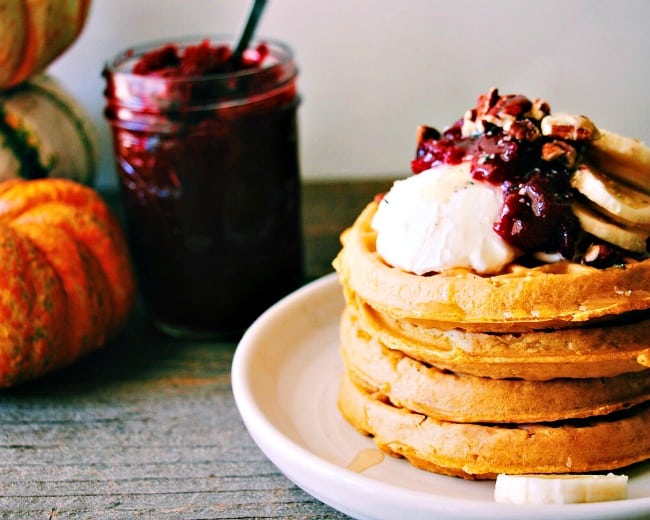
<box><xmin>0</xmin><ymin>0</ymin><xmax>92</xmax><ymax>88</ymax></box>
<box><xmin>0</xmin><ymin>177</ymin><xmax>135</xmax><ymax>387</ymax></box>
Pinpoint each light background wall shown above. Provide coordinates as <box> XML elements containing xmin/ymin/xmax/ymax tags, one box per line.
<box><xmin>49</xmin><ymin>0</ymin><xmax>650</xmax><ymax>188</ymax></box>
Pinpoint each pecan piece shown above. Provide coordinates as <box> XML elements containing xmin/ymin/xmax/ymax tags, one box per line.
<box><xmin>541</xmin><ymin>140</ymin><xmax>577</xmax><ymax>166</ymax></box>
<box><xmin>476</xmin><ymin>87</ymin><xmax>500</xmax><ymax>117</ymax></box>
<box><xmin>483</xmin><ymin>112</ymin><xmax>516</xmax><ymax>130</ymax></box>
<box><xmin>540</xmin><ymin>113</ymin><xmax>601</xmax><ymax>141</ymax></box>
<box><xmin>488</xmin><ymin>94</ymin><xmax>532</xmax><ymax>119</ymax></box>
<box><xmin>526</xmin><ymin>98</ymin><xmax>551</xmax><ymax>122</ymax></box>
<box><xmin>582</xmin><ymin>243</ymin><xmax>625</xmax><ymax>268</ymax></box>
<box><xmin>415</xmin><ymin>125</ymin><xmax>440</xmax><ymax>146</ymax></box>
<box><xmin>462</xmin><ymin>108</ymin><xmax>484</xmax><ymax>137</ymax></box>
<box><xmin>506</xmin><ymin>119</ymin><xmax>541</xmax><ymax>141</ymax></box>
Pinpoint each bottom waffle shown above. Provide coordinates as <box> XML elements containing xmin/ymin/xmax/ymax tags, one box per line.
<box><xmin>338</xmin><ymin>373</ymin><xmax>650</xmax><ymax>480</ymax></box>
<box><xmin>341</xmin><ymin>308</ymin><xmax>650</xmax><ymax>423</ymax></box>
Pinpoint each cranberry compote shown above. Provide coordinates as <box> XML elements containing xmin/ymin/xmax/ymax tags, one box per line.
<box><xmin>131</xmin><ymin>39</ymin><xmax>270</xmax><ymax>76</ymax></box>
<box><xmin>412</xmin><ymin>92</ymin><xmax>582</xmax><ymax>259</ymax></box>
<box><xmin>104</xmin><ymin>37</ymin><xmax>302</xmax><ymax>338</ymax></box>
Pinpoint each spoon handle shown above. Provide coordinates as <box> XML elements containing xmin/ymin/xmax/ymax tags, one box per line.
<box><xmin>232</xmin><ymin>0</ymin><xmax>269</xmax><ymax>61</ymax></box>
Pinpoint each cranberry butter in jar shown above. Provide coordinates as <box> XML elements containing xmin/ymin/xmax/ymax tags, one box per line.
<box><xmin>103</xmin><ymin>36</ymin><xmax>303</xmax><ymax>338</ymax></box>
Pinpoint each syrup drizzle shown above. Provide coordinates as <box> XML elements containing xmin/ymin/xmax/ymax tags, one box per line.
<box><xmin>347</xmin><ymin>448</ymin><xmax>385</xmax><ymax>473</ymax></box>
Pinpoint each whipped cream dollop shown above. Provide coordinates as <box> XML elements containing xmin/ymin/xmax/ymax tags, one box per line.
<box><xmin>371</xmin><ymin>162</ymin><xmax>518</xmax><ymax>274</ymax></box>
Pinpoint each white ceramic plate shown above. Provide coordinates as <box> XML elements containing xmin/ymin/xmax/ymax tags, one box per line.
<box><xmin>231</xmin><ymin>273</ymin><xmax>650</xmax><ymax>520</ymax></box>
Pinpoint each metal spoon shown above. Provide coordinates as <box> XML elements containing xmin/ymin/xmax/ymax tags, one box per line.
<box><xmin>231</xmin><ymin>0</ymin><xmax>268</xmax><ymax>65</ymax></box>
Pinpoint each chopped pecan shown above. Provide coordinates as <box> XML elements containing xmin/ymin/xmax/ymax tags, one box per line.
<box><xmin>476</xmin><ymin>87</ymin><xmax>500</xmax><ymax>116</ymax></box>
<box><xmin>415</xmin><ymin>125</ymin><xmax>440</xmax><ymax>146</ymax></box>
<box><xmin>465</xmin><ymin>108</ymin><xmax>478</xmax><ymax>122</ymax></box>
<box><xmin>541</xmin><ymin>140</ymin><xmax>577</xmax><ymax>166</ymax></box>
<box><xmin>583</xmin><ymin>244</ymin><xmax>603</xmax><ymax>263</ymax></box>
<box><xmin>470</xmin><ymin>90</ymin><xmax>536</xmax><ymax>134</ymax></box>
<box><xmin>526</xmin><ymin>98</ymin><xmax>551</xmax><ymax>121</ymax></box>
<box><xmin>506</xmin><ymin>119</ymin><xmax>541</xmax><ymax>141</ymax></box>
<box><xmin>462</xmin><ymin>108</ymin><xmax>484</xmax><ymax>137</ymax></box>
<box><xmin>488</xmin><ymin>94</ymin><xmax>533</xmax><ymax>119</ymax></box>
<box><xmin>483</xmin><ymin>112</ymin><xmax>516</xmax><ymax>130</ymax></box>
<box><xmin>582</xmin><ymin>243</ymin><xmax>625</xmax><ymax>268</ymax></box>
<box><xmin>540</xmin><ymin>113</ymin><xmax>601</xmax><ymax>141</ymax></box>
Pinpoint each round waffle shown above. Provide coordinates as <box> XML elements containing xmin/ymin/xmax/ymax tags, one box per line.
<box><xmin>333</xmin><ymin>201</ymin><xmax>650</xmax><ymax>332</ymax></box>
<box><xmin>338</xmin><ymin>373</ymin><xmax>650</xmax><ymax>480</ymax></box>
<box><xmin>341</xmin><ymin>308</ymin><xmax>650</xmax><ymax>423</ymax></box>
<box><xmin>347</xmin><ymin>291</ymin><xmax>650</xmax><ymax>380</ymax></box>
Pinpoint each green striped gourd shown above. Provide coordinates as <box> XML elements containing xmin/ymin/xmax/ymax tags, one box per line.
<box><xmin>0</xmin><ymin>75</ymin><xmax>97</xmax><ymax>185</ymax></box>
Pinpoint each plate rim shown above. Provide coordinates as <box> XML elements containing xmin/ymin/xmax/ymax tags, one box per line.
<box><xmin>232</xmin><ymin>272</ymin><xmax>650</xmax><ymax>519</ymax></box>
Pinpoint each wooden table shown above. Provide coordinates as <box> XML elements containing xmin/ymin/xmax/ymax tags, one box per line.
<box><xmin>0</xmin><ymin>179</ymin><xmax>392</xmax><ymax>519</ymax></box>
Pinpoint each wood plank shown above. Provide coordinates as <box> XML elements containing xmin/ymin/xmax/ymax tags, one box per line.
<box><xmin>302</xmin><ymin>179</ymin><xmax>392</xmax><ymax>279</ymax></box>
<box><xmin>0</xmin><ymin>180</ymin><xmax>389</xmax><ymax>518</ymax></box>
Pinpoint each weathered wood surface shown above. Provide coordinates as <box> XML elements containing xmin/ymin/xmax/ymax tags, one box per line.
<box><xmin>0</xmin><ymin>179</ymin><xmax>391</xmax><ymax>519</ymax></box>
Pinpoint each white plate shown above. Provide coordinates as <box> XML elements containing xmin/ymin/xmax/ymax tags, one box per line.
<box><xmin>231</xmin><ymin>273</ymin><xmax>650</xmax><ymax>520</ymax></box>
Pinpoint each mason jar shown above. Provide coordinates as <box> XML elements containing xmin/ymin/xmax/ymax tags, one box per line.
<box><xmin>103</xmin><ymin>36</ymin><xmax>303</xmax><ymax>339</ymax></box>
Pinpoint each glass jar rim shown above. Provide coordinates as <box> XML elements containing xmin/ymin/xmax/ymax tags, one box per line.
<box><xmin>103</xmin><ymin>34</ymin><xmax>298</xmax><ymax>113</ymax></box>
<box><xmin>102</xmin><ymin>34</ymin><xmax>295</xmax><ymax>83</ymax></box>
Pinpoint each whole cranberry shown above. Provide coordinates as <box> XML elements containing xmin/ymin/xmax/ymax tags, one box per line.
<box><xmin>494</xmin><ymin>171</ymin><xmax>577</xmax><ymax>256</ymax></box>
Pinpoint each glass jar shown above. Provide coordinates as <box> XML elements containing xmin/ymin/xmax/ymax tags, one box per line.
<box><xmin>103</xmin><ymin>36</ymin><xmax>303</xmax><ymax>339</ymax></box>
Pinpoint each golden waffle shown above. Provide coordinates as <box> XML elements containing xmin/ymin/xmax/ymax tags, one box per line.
<box><xmin>333</xmin><ymin>201</ymin><xmax>650</xmax><ymax>332</ymax></box>
<box><xmin>338</xmin><ymin>373</ymin><xmax>650</xmax><ymax>480</ymax></box>
<box><xmin>348</xmin><ymin>291</ymin><xmax>650</xmax><ymax>380</ymax></box>
<box><xmin>341</xmin><ymin>308</ymin><xmax>650</xmax><ymax>423</ymax></box>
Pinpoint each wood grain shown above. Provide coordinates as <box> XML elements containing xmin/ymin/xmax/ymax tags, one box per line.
<box><xmin>0</xmin><ymin>179</ymin><xmax>392</xmax><ymax>519</ymax></box>
<box><xmin>303</xmin><ymin>179</ymin><xmax>391</xmax><ymax>279</ymax></box>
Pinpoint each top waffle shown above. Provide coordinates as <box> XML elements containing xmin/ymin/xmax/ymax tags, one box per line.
<box><xmin>334</xmin><ymin>202</ymin><xmax>650</xmax><ymax>331</ymax></box>
<box><xmin>334</xmin><ymin>87</ymin><xmax>650</xmax><ymax>331</ymax></box>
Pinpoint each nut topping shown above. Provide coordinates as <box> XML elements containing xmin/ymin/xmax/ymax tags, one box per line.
<box><xmin>488</xmin><ymin>94</ymin><xmax>532</xmax><ymax>119</ymax></box>
<box><xmin>462</xmin><ymin>88</ymin><xmax>548</xmax><ymax>139</ymax></box>
<box><xmin>582</xmin><ymin>243</ymin><xmax>626</xmax><ymax>268</ymax></box>
<box><xmin>506</xmin><ymin>119</ymin><xmax>541</xmax><ymax>141</ymax></box>
<box><xmin>416</xmin><ymin>125</ymin><xmax>440</xmax><ymax>146</ymax></box>
<box><xmin>477</xmin><ymin>87</ymin><xmax>500</xmax><ymax>115</ymax></box>
<box><xmin>410</xmin><ymin>87</ymin><xmax>647</xmax><ymax>268</ymax></box>
<box><xmin>541</xmin><ymin>140</ymin><xmax>577</xmax><ymax>166</ymax></box>
<box><xmin>525</xmin><ymin>98</ymin><xmax>551</xmax><ymax>121</ymax></box>
<box><xmin>540</xmin><ymin>113</ymin><xmax>601</xmax><ymax>141</ymax></box>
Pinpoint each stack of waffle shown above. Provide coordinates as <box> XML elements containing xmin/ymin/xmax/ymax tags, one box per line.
<box><xmin>333</xmin><ymin>91</ymin><xmax>650</xmax><ymax>480</ymax></box>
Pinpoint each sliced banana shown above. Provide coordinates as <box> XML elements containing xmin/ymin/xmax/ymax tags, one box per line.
<box><xmin>572</xmin><ymin>201</ymin><xmax>649</xmax><ymax>253</ymax></box>
<box><xmin>587</xmin><ymin>129</ymin><xmax>650</xmax><ymax>195</ymax></box>
<box><xmin>572</xmin><ymin>164</ymin><xmax>650</xmax><ymax>227</ymax></box>
<box><xmin>494</xmin><ymin>473</ymin><xmax>628</xmax><ymax>505</ymax></box>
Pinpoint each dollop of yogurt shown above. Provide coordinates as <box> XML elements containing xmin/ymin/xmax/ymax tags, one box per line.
<box><xmin>371</xmin><ymin>162</ymin><xmax>519</xmax><ymax>274</ymax></box>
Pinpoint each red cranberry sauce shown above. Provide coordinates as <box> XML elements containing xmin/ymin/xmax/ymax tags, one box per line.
<box><xmin>411</xmin><ymin>89</ymin><xmax>624</xmax><ymax>266</ymax></box>
<box><xmin>105</xmin><ymin>39</ymin><xmax>302</xmax><ymax>335</ymax></box>
<box><xmin>132</xmin><ymin>39</ymin><xmax>269</xmax><ymax>77</ymax></box>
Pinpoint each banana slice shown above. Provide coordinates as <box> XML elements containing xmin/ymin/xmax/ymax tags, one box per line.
<box><xmin>494</xmin><ymin>473</ymin><xmax>628</xmax><ymax>504</ymax></box>
<box><xmin>572</xmin><ymin>164</ymin><xmax>650</xmax><ymax>227</ymax></box>
<box><xmin>572</xmin><ymin>201</ymin><xmax>649</xmax><ymax>253</ymax></box>
<box><xmin>588</xmin><ymin>129</ymin><xmax>650</xmax><ymax>195</ymax></box>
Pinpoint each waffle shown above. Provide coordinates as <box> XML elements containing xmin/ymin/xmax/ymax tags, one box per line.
<box><xmin>338</xmin><ymin>373</ymin><xmax>650</xmax><ymax>480</ymax></box>
<box><xmin>333</xmin><ymin>198</ymin><xmax>650</xmax><ymax>480</ymax></box>
<box><xmin>341</xmin><ymin>307</ymin><xmax>650</xmax><ymax>423</ymax></box>
<box><xmin>347</xmin><ymin>290</ymin><xmax>650</xmax><ymax>380</ymax></box>
<box><xmin>333</xmin><ymin>201</ymin><xmax>650</xmax><ymax>333</ymax></box>
<box><xmin>332</xmin><ymin>92</ymin><xmax>650</xmax><ymax>480</ymax></box>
